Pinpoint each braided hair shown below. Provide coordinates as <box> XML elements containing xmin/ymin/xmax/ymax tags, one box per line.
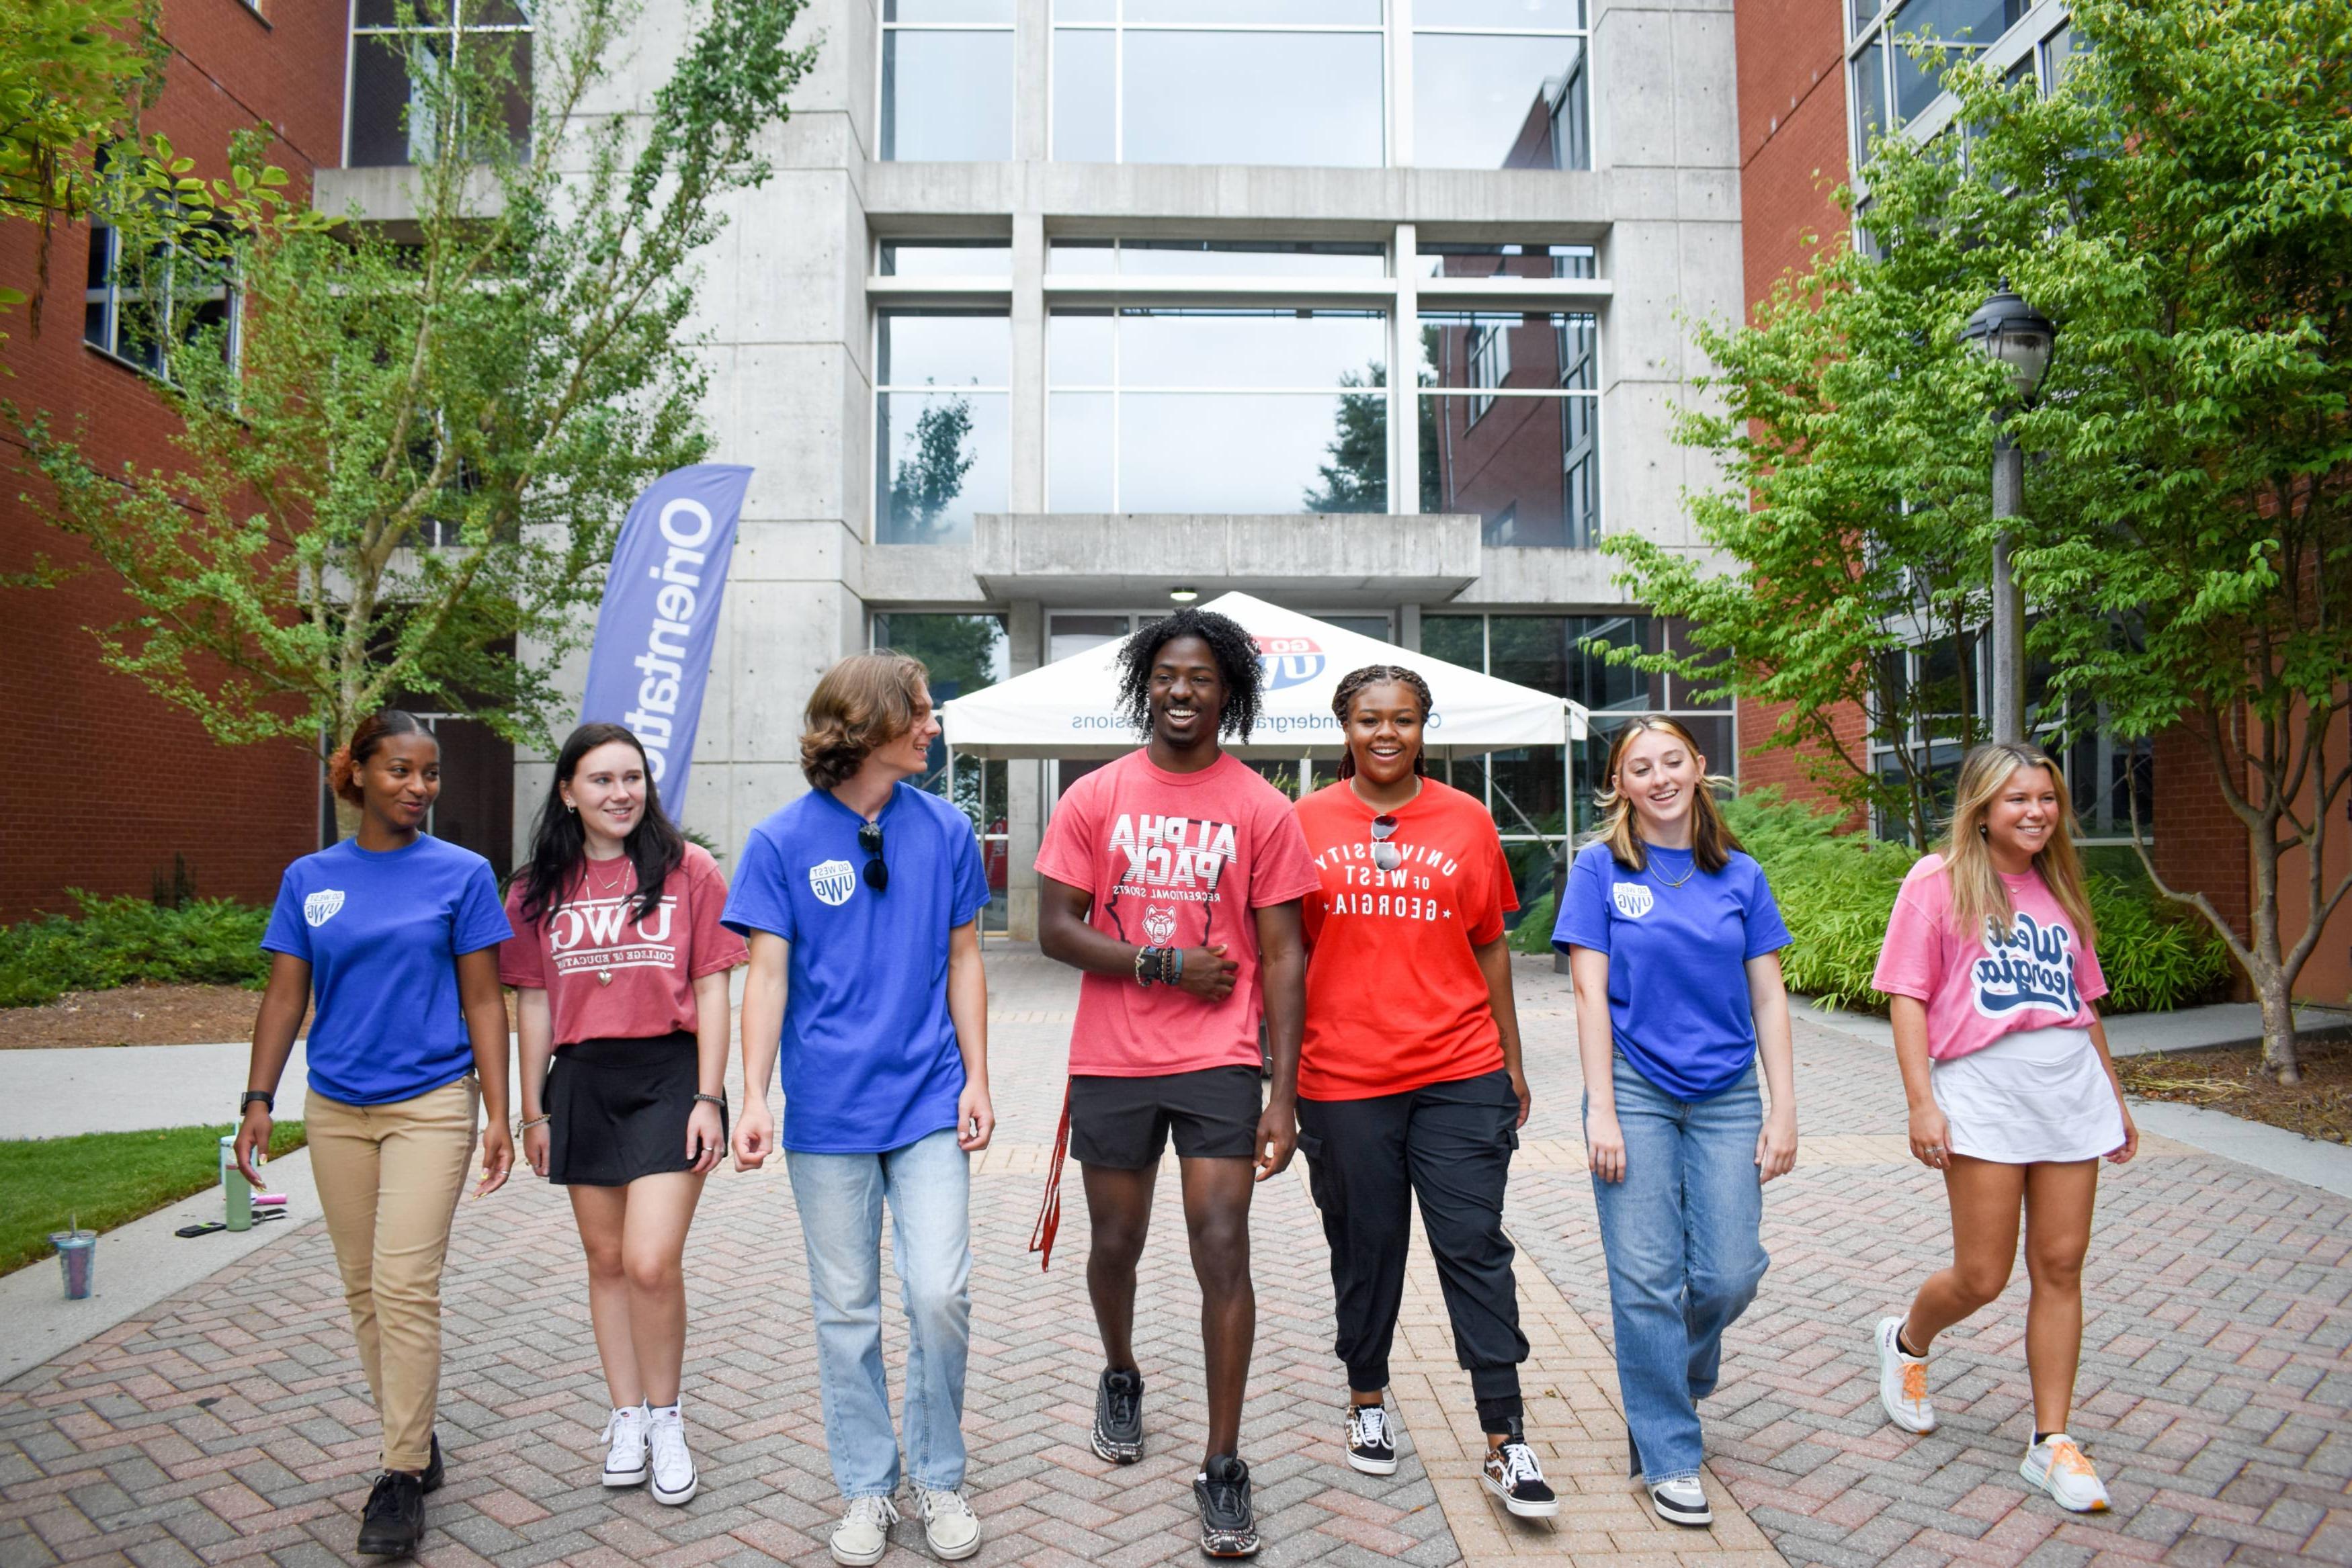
<box><xmin>1330</xmin><ymin>664</ymin><xmax>1435</xmax><ymax>779</ymax></box>
<box><xmin>1115</xmin><ymin>608</ymin><xmax>1266</xmax><ymax>740</ymax></box>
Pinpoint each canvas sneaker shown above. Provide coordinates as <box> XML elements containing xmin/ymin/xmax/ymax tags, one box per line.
<box><xmin>646</xmin><ymin>1404</ymin><xmax>698</xmax><ymax>1506</ymax></box>
<box><xmin>1193</xmin><ymin>1454</ymin><xmax>1262</xmax><ymax>1559</ymax></box>
<box><xmin>2021</xmin><ymin>1434</ymin><xmax>2111</xmax><ymax>1512</ymax></box>
<box><xmin>829</xmin><ymin>1494</ymin><xmax>900</xmax><ymax>1567</ymax></box>
<box><xmin>1345</xmin><ymin>1402</ymin><xmax>1398</xmax><ymax>1475</ymax></box>
<box><xmin>914</xmin><ymin>1484</ymin><xmax>981</xmax><ymax>1560</ymax></box>
<box><xmin>1093</xmin><ymin>1366</ymin><xmax>1145</xmax><ymax>1464</ymax></box>
<box><xmin>1876</xmin><ymin>1316</ymin><xmax>1937</xmax><ymax>1434</ymax></box>
<box><xmin>601</xmin><ymin>1405</ymin><xmax>648</xmax><ymax>1487</ymax></box>
<box><xmin>1649</xmin><ymin>1475</ymin><xmax>1713</xmax><ymax>1527</ymax></box>
<box><xmin>1480</xmin><ymin>1432</ymin><xmax>1559</xmax><ymax>1519</ymax></box>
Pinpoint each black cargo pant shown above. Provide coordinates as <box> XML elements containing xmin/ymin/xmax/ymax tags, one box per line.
<box><xmin>1296</xmin><ymin>1068</ymin><xmax>1529</xmax><ymax>1432</ymax></box>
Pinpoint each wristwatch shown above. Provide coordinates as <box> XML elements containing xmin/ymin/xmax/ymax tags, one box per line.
<box><xmin>241</xmin><ymin>1090</ymin><xmax>274</xmax><ymax>1116</ymax></box>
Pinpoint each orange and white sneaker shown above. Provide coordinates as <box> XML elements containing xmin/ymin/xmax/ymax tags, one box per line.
<box><xmin>2021</xmin><ymin>1434</ymin><xmax>2111</xmax><ymax>1512</ymax></box>
<box><xmin>1874</xmin><ymin>1317</ymin><xmax>1935</xmax><ymax>1434</ymax></box>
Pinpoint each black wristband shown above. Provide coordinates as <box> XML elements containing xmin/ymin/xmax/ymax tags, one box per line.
<box><xmin>241</xmin><ymin>1090</ymin><xmax>274</xmax><ymax>1116</ymax></box>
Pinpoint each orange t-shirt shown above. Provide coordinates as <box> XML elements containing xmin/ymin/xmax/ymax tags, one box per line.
<box><xmin>1294</xmin><ymin>778</ymin><xmax>1517</xmax><ymax>1101</ymax></box>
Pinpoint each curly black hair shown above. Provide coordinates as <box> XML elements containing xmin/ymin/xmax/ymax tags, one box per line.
<box><xmin>1115</xmin><ymin>608</ymin><xmax>1265</xmax><ymax>741</ymax></box>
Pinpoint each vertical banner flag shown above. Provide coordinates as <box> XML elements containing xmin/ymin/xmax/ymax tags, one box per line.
<box><xmin>578</xmin><ymin>464</ymin><xmax>753</xmax><ymax>824</ymax></box>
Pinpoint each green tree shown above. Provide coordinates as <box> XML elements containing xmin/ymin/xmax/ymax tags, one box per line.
<box><xmin>1304</xmin><ymin>364</ymin><xmax>1388</xmax><ymax>512</ymax></box>
<box><xmin>7</xmin><ymin>0</ymin><xmax>816</xmax><ymax>834</ymax></box>
<box><xmin>886</xmin><ymin>397</ymin><xmax>976</xmax><ymax>543</ymax></box>
<box><xmin>0</xmin><ymin>0</ymin><xmax>164</xmax><ymax>325</ymax></box>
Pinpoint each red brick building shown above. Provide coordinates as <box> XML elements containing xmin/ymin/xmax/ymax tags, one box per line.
<box><xmin>1731</xmin><ymin>0</ymin><xmax>2348</xmax><ymax>1006</ymax></box>
<box><xmin>0</xmin><ymin>1</ymin><xmax>344</xmax><ymax>921</ymax></box>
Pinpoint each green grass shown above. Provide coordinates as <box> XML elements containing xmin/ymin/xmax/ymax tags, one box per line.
<box><xmin>0</xmin><ymin>894</ymin><xmax>271</xmax><ymax>1008</ymax></box>
<box><xmin>0</xmin><ymin>1121</ymin><xmax>306</xmax><ymax>1277</ymax></box>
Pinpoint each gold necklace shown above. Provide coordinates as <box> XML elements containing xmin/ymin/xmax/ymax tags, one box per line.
<box><xmin>1648</xmin><ymin>848</ymin><xmax>1697</xmax><ymax>889</ymax></box>
<box><xmin>583</xmin><ymin>857</ymin><xmax>630</xmax><ymax>985</ymax></box>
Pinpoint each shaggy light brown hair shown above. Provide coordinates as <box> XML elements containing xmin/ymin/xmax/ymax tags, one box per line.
<box><xmin>800</xmin><ymin>650</ymin><xmax>931</xmax><ymax>791</ymax></box>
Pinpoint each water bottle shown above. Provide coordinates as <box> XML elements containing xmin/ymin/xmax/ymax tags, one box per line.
<box><xmin>220</xmin><ymin>1134</ymin><xmax>252</xmax><ymax>1231</ymax></box>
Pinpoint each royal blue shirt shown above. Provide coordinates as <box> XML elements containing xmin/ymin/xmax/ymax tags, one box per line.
<box><xmin>722</xmin><ymin>783</ymin><xmax>992</xmax><ymax>1154</ymax></box>
<box><xmin>1553</xmin><ymin>838</ymin><xmax>1793</xmax><ymax>1101</ymax></box>
<box><xmin>261</xmin><ymin>835</ymin><xmax>513</xmax><ymax>1106</ymax></box>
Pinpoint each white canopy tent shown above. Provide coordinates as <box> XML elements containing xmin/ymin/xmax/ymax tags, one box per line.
<box><xmin>939</xmin><ymin>591</ymin><xmax>1589</xmax><ymax>798</ymax></box>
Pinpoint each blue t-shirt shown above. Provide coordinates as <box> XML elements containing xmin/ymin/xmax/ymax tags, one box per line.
<box><xmin>1552</xmin><ymin>837</ymin><xmax>1792</xmax><ymax>1100</ymax></box>
<box><xmin>261</xmin><ymin>835</ymin><xmax>513</xmax><ymax>1106</ymax></box>
<box><xmin>722</xmin><ymin>783</ymin><xmax>992</xmax><ymax>1155</ymax></box>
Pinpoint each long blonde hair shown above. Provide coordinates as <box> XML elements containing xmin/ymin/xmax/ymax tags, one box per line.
<box><xmin>1593</xmin><ymin>715</ymin><xmax>1744</xmax><ymax>874</ymax></box>
<box><xmin>1943</xmin><ymin>742</ymin><xmax>2097</xmax><ymax>947</ymax></box>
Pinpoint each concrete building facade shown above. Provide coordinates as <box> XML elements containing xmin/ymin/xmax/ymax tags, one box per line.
<box><xmin>321</xmin><ymin>0</ymin><xmax>1753</xmax><ymax>937</ymax></box>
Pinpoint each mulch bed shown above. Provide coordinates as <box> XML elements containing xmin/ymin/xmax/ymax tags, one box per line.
<box><xmin>2119</xmin><ymin>1033</ymin><xmax>2352</xmax><ymax>1145</ymax></box>
<box><xmin>0</xmin><ymin>984</ymin><xmax>280</xmax><ymax>1049</ymax></box>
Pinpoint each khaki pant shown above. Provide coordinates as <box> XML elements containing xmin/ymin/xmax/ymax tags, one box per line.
<box><xmin>306</xmin><ymin>1077</ymin><xmax>478</xmax><ymax>1473</ymax></box>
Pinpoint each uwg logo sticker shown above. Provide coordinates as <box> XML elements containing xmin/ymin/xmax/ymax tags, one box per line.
<box><xmin>304</xmin><ymin>889</ymin><xmax>345</xmax><ymax>928</ymax></box>
<box><xmin>1255</xmin><ymin>635</ymin><xmax>1326</xmax><ymax>691</ymax></box>
<box><xmin>808</xmin><ymin>859</ymin><xmax>857</xmax><ymax>907</ymax></box>
<box><xmin>1611</xmin><ymin>883</ymin><xmax>1654</xmax><ymax>919</ymax></box>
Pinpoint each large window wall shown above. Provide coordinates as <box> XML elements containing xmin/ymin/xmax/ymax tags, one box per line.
<box><xmin>885</xmin><ymin>1</ymin><xmax>1593</xmax><ymax>167</ymax></box>
<box><xmin>346</xmin><ymin>1</ymin><xmax>532</xmax><ymax>168</ymax></box>
<box><xmin>1847</xmin><ymin>0</ymin><xmax>2088</xmax><ymax>169</ymax></box>
<box><xmin>870</xmin><ymin>228</ymin><xmax>1611</xmax><ymax>542</ymax></box>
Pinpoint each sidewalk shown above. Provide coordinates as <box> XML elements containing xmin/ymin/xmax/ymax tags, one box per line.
<box><xmin>1</xmin><ymin>951</ymin><xmax>2347</xmax><ymax>1567</ymax></box>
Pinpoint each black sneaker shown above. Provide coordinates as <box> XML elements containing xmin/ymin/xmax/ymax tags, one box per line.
<box><xmin>1345</xmin><ymin>1402</ymin><xmax>1397</xmax><ymax>1475</ymax></box>
<box><xmin>420</xmin><ymin>1432</ymin><xmax>444</xmax><ymax>1493</ymax></box>
<box><xmin>1481</xmin><ymin>1426</ymin><xmax>1558</xmax><ymax>1520</ymax></box>
<box><xmin>1193</xmin><ymin>1454</ymin><xmax>1262</xmax><ymax>1559</ymax></box>
<box><xmin>355</xmin><ymin>1470</ymin><xmax>425</xmax><ymax>1557</ymax></box>
<box><xmin>1092</xmin><ymin>1367</ymin><xmax>1144</xmax><ymax>1464</ymax></box>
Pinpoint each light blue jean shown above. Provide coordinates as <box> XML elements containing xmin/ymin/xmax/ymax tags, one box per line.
<box><xmin>786</xmin><ymin>1127</ymin><xmax>972</xmax><ymax>1498</ymax></box>
<box><xmin>1587</xmin><ymin>1054</ymin><xmax>1768</xmax><ymax>1486</ymax></box>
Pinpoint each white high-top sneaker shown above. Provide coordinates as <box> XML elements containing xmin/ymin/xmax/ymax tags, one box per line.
<box><xmin>600</xmin><ymin>1405</ymin><xmax>648</xmax><ymax>1487</ymax></box>
<box><xmin>646</xmin><ymin>1403</ymin><xmax>698</xmax><ymax>1506</ymax></box>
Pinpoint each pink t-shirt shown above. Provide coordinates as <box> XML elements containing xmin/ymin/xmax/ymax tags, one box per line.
<box><xmin>499</xmin><ymin>843</ymin><xmax>748</xmax><ymax>1046</ymax></box>
<box><xmin>1035</xmin><ymin>750</ymin><xmax>1320</xmax><ymax>1077</ymax></box>
<box><xmin>1871</xmin><ymin>853</ymin><xmax>2107</xmax><ymax>1061</ymax></box>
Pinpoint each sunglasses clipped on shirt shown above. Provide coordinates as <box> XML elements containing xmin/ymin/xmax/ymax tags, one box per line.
<box><xmin>1370</xmin><ymin>814</ymin><xmax>1401</xmax><ymax>873</ymax></box>
<box><xmin>857</xmin><ymin>820</ymin><xmax>889</xmax><ymax>892</ymax></box>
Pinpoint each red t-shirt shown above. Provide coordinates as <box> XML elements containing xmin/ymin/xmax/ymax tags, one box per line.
<box><xmin>1295</xmin><ymin>779</ymin><xmax>1517</xmax><ymax>1101</ymax></box>
<box><xmin>1035</xmin><ymin>750</ymin><xmax>1320</xmax><ymax>1077</ymax></box>
<box><xmin>499</xmin><ymin>843</ymin><xmax>748</xmax><ymax>1046</ymax></box>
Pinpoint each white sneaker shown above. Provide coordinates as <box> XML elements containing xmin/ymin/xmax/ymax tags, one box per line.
<box><xmin>1876</xmin><ymin>1316</ymin><xmax>1936</xmax><ymax>1434</ymax></box>
<box><xmin>1649</xmin><ymin>1475</ymin><xmax>1712</xmax><ymax>1527</ymax></box>
<box><xmin>600</xmin><ymin>1405</ymin><xmax>647</xmax><ymax>1487</ymax></box>
<box><xmin>829</xmin><ymin>1493</ymin><xmax>900</xmax><ymax>1567</ymax></box>
<box><xmin>914</xmin><ymin>1484</ymin><xmax>982</xmax><ymax>1561</ymax></box>
<box><xmin>646</xmin><ymin>1404</ymin><xmax>698</xmax><ymax>1506</ymax></box>
<box><xmin>2021</xmin><ymin>1434</ymin><xmax>2111</xmax><ymax>1512</ymax></box>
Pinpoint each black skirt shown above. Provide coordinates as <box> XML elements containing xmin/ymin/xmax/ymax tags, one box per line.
<box><xmin>545</xmin><ymin>1031</ymin><xmax>725</xmax><ymax>1186</ymax></box>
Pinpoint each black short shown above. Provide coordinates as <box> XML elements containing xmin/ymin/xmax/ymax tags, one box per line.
<box><xmin>1068</xmin><ymin>1065</ymin><xmax>1263</xmax><ymax>1168</ymax></box>
<box><xmin>545</xmin><ymin>1031</ymin><xmax>723</xmax><ymax>1186</ymax></box>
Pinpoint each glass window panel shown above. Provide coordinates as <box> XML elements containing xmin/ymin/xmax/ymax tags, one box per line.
<box><xmin>1887</xmin><ymin>0</ymin><xmax>2019</xmax><ymax>44</ymax></box>
<box><xmin>872</xmin><ymin>613</ymin><xmax>1009</xmax><ymax>700</ymax></box>
<box><xmin>1892</xmin><ymin>42</ymin><xmax>1954</xmax><ymax>124</ymax></box>
<box><xmin>876</xmin><ymin>391</ymin><xmax>1007</xmax><ymax>543</ymax></box>
<box><xmin>1114</xmin><ymin>238</ymin><xmax>1386</xmax><ymax>276</ymax></box>
<box><xmin>1051</xmin><ymin>29</ymin><xmax>1115</xmax><ymax>161</ymax></box>
<box><xmin>348</xmin><ymin>33</ymin><xmax>431</xmax><ymax>167</ymax></box>
<box><xmin>878</xmin><ymin>310</ymin><xmax>1009</xmax><ymax>387</ymax></box>
<box><xmin>1850</xmin><ymin>0</ymin><xmax>1881</xmax><ymax>34</ymax></box>
<box><xmin>1420</xmin><ymin>242</ymin><xmax>1595</xmax><ymax>280</ymax></box>
<box><xmin>880</xmin><ymin>239</ymin><xmax>1012</xmax><ymax>275</ymax></box>
<box><xmin>1048</xmin><ymin>310</ymin><xmax>1115</xmax><ymax>384</ymax></box>
<box><xmin>886</xmin><ymin>0</ymin><xmax>1012</xmax><ymax>18</ymax></box>
<box><xmin>1122</xmin><ymin>32</ymin><xmax>1382</xmax><ymax>167</ymax></box>
<box><xmin>354</xmin><ymin>0</ymin><xmax>403</xmax><ymax>24</ymax></box>
<box><xmin>471</xmin><ymin>0</ymin><xmax>534</xmax><ymax>23</ymax></box>
<box><xmin>1419</xmin><ymin>310</ymin><xmax>1597</xmax><ymax>392</ymax></box>
<box><xmin>1418</xmin><ymin>0</ymin><xmax>1585</xmax><ymax>27</ymax></box>
<box><xmin>1421</xmin><ymin>394</ymin><xmax>1597</xmax><ymax>548</ymax></box>
<box><xmin>1318</xmin><ymin>615</ymin><xmax>1392</xmax><ymax>643</ymax></box>
<box><xmin>882</xmin><ymin>30</ymin><xmax>1013</xmax><ymax>161</ymax></box>
<box><xmin>1118</xmin><ymin>394</ymin><xmax>1375</xmax><ymax>512</ymax></box>
<box><xmin>1661</xmin><ymin>618</ymin><xmax>1731</xmax><ymax>710</ymax></box>
<box><xmin>1421</xmin><ymin>615</ymin><xmax>1485</xmax><ymax>672</ymax></box>
<box><xmin>1046</xmin><ymin>237</ymin><xmax>1116</xmax><ymax>271</ymax></box>
<box><xmin>1118</xmin><ymin>308</ymin><xmax>1384</xmax><ymax>389</ymax></box>
<box><xmin>1050</xmin><ymin>614</ymin><xmax>1131</xmax><ymax>662</ymax></box>
<box><xmin>1490</xmin><ymin>746</ymin><xmax>1567</xmax><ymax>840</ymax></box>
<box><xmin>83</xmin><ymin>227</ymin><xmax>112</xmax><ymax>347</ymax></box>
<box><xmin>1675</xmin><ymin>715</ymin><xmax>1737</xmax><ymax>778</ymax></box>
<box><xmin>1853</xmin><ymin>35</ymin><xmax>1886</xmax><ymax>164</ymax></box>
<box><xmin>1414</xmin><ymin>34</ymin><xmax>1588</xmax><ymax>170</ymax></box>
<box><xmin>1048</xmin><ymin>392</ymin><xmax>1116</xmax><ymax>509</ymax></box>
<box><xmin>1056</xmin><ymin>0</ymin><xmax>1114</xmax><ymax>17</ymax></box>
<box><xmin>1128</xmin><ymin>0</ymin><xmax>1376</xmax><ymax>19</ymax></box>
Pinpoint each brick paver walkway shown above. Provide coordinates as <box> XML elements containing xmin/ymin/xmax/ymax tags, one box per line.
<box><xmin>3</xmin><ymin>950</ymin><xmax>2348</xmax><ymax>1567</ymax></box>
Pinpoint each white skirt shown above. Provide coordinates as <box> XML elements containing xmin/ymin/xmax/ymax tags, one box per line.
<box><xmin>1931</xmin><ymin>1026</ymin><xmax>2126</xmax><ymax>1165</ymax></box>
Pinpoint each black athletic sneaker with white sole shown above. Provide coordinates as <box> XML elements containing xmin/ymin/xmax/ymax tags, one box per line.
<box><xmin>1092</xmin><ymin>1367</ymin><xmax>1144</xmax><ymax>1464</ymax></box>
<box><xmin>1480</xmin><ymin>1425</ymin><xmax>1559</xmax><ymax>1519</ymax></box>
<box><xmin>1193</xmin><ymin>1454</ymin><xmax>1263</xmax><ymax>1558</ymax></box>
<box><xmin>1345</xmin><ymin>1402</ymin><xmax>1398</xmax><ymax>1475</ymax></box>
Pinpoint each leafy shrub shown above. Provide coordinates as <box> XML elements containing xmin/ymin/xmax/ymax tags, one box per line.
<box><xmin>0</xmin><ymin>894</ymin><xmax>271</xmax><ymax>1008</ymax></box>
<box><xmin>1509</xmin><ymin>886</ymin><xmax>1559</xmax><ymax>954</ymax></box>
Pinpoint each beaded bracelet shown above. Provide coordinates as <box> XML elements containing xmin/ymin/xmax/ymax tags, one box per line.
<box><xmin>1165</xmin><ymin>945</ymin><xmax>1184</xmax><ymax>986</ymax></box>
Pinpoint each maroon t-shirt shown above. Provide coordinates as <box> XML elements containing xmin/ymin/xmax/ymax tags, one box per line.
<box><xmin>500</xmin><ymin>843</ymin><xmax>747</xmax><ymax>1045</ymax></box>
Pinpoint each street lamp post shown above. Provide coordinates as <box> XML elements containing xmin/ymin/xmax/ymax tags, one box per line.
<box><xmin>1959</xmin><ymin>284</ymin><xmax>2056</xmax><ymax>744</ymax></box>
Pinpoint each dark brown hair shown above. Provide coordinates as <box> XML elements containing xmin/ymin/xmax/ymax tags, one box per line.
<box><xmin>327</xmin><ymin>709</ymin><xmax>432</xmax><ymax>806</ymax></box>
<box><xmin>516</xmin><ymin>723</ymin><xmax>687</xmax><ymax>927</ymax></box>
<box><xmin>800</xmin><ymin>650</ymin><xmax>931</xmax><ymax>791</ymax></box>
<box><xmin>1330</xmin><ymin>664</ymin><xmax>1434</xmax><ymax>780</ymax></box>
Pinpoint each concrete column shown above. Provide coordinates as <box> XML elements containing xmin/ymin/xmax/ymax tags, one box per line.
<box><xmin>1392</xmin><ymin>222</ymin><xmax>1419</xmax><ymax>515</ymax></box>
<box><xmin>1400</xmin><ymin>601</ymin><xmax>1422</xmax><ymax>652</ymax></box>
<box><xmin>1014</xmin><ymin>0</ymin><xmax>1050</xmax><ymax>162</ymax></box>
<box><xmin>1009</xmin><ymin>212</ymin><xmax>1047</xmax><ymax>512</ymax></box>
<box><xmin>1005</xmin><ymin>598</ymin><xmax>1044</xmax><ymax>940</ymax></box>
